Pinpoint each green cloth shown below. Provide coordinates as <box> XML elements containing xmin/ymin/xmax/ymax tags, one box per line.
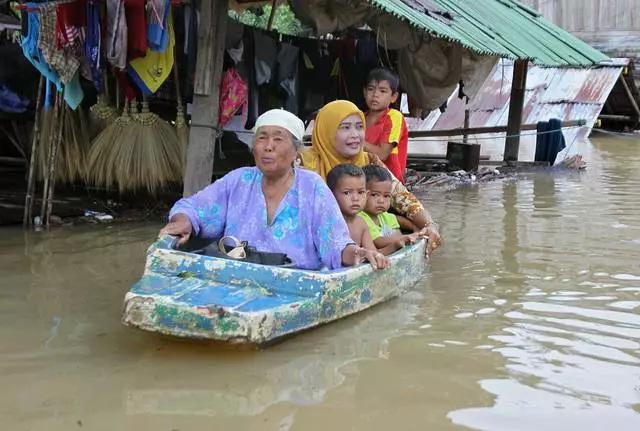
<box><xmin>358</xmin><ymin>211</ymin><xmax>400</xmax><ymax>240</ymax></box>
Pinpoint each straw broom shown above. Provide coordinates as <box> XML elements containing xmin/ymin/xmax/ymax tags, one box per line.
<box><xmin>89</xmin><ymin>72</ymin><xmax>117</xmax><ymax>138</ymax></box>
<box><xmin>86</xmin><ymin>99</ymin><xmax>133</xmax><ymax>188</ymax></box>
<box><xmin>58</xmin><ymin>105</ymin><xmax>91</xmax><ymax>183</ymax></box>
<box><xmin>114</xmin><ymin>97</ymin><xmax>182</xmax><ymax>194</ymax></box>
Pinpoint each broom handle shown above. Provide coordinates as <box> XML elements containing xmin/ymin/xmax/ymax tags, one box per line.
<box><xmin>23</xmin><ymin>75</ymin><xmax>45</xmax><ymax>227</ymax></box>
<box><xmin>45</xmin><ymin>98</ymin><xmax>66</xmax><ymax>228</ymax></box>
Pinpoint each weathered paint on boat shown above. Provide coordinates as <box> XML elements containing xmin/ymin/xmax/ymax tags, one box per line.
<box><xmin>122</xmin><ymin>235</ymin><xmax>427</xmax><ymax>345</ymax></box>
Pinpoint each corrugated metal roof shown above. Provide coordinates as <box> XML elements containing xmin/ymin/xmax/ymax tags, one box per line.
<box><xmin>407</xmin><ymin>59</ymin><xmax>627</xmax><ymax>162</ymax></box>
<box><xmin>367</xmin><ymin>0</ymin><xmax>611</xmax><ymax>67</ymax></box>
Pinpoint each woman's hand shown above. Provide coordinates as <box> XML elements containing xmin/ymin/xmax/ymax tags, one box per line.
<box><xmin>362</xmin><ymin>249</ymin><xmax>391</xmax><ymax>270</ymax></box>
<box><xmin>159</xmin><ymin>213</ymin><xmax>192</xmax><ymax>246</ymax></box>
<box><xmin>417</xmin><ymin>224</ymin><xmax>442</xmax><ymax>258</ymax></box>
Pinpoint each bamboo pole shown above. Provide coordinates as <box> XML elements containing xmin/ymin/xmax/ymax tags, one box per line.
<box><xmin>40</xmin><ymin>92</ymin><xmax>60</xmax><ymax>224</ymax></box>
<box><xmin>45</xmin><ymin>101</ymin><xmax>66</xmax><ymax>228</ymax></box>
<box><xmin>23</xmin><ymin>75</ymin><xmax>45</xmax><ymax>227</ymax></box>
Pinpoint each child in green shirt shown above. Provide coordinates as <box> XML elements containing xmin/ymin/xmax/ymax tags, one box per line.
<box><xmin>359</xmin><ymin>165</ymin><xmax>419</xmax><ymax>255</ymax></box>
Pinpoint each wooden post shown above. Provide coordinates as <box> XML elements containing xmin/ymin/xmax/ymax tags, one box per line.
<box><xmin>44</xmin><ymin>95</ymin><xmax>66</xmax><ymax>228</ymax></box>
<box><xmin>40</xmin><ymin>93</ymin><xmax>61</xmax><ymax>224</ymax></box>
<box><xmin>23</xmin><ymin>75</ymin><xmax>45</xmax><ymax>227</ymax></box>
<box><xmin>183</xmin><ymin>0</ymin><xmax>229</xmax><ymax>197</ymax></box>
<box><xmin>503</xmin><ymin>59</ymin><xmax>529</xmax><ymax>163</ymax></box>
<box><xmin>462</xmin><ymin>108</ymin><xmax>470</xmax><ymax>144</ymax></box>
<box><xmin>619</xmin><ymin>74</ymin><xmax>640</xmax><ymax>118</ymax></box>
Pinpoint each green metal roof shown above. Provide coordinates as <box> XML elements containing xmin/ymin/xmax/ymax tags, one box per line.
<box><xmin>367</xmin><ymin>0</ymin><xmax>610</xmax><ymax>67</ymax></box>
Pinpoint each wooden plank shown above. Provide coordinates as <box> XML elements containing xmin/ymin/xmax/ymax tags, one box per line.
<box><xmin>504</xmin><ymin>59</ymin><xmax>529</xmax><ymax>163</ymax></box>
<box><xmin>619</xmin><ymin>74</ymin><xmax>640</xmax><ymax>118</ymax></box>
<box><xmin>407</xmin><ymin>120</ymin><xmax>585</xmax><ymax>138</ymax></box>
<box><xmin>183</xmin><ymin>0</ymin><xmax>229</xmax><ymax>197</ymax></box>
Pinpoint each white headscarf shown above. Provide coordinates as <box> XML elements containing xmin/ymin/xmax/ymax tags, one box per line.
<box><xmin>252</xmin><ymin>109</ymin><xmax>305</xmax><ymax>142</ymax></box>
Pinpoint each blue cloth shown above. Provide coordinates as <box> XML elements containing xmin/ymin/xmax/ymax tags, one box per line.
<box><xmin>0</xmin><ymin>85</ymin><xmax>29</xmax><ymax>113</ymax></box>
<box><xmin>85</xmin><ymin>1</ymin><xmax>103</xmax><ymax>92</ymax></box>
<box><xmin>535</xmin><ymin>118</ymin><xmax>566</xmax><ymax>165</ymax></box>
<box><xmin>169</xmin><ymin>167</ymin><xmax>354</xmax><ymax>270</ymax></box>
<box><xmin>20</xmin><ymin>8</ymin><xmax>83</xmax><ymax>109</ymax></box>
<box><xmin>147</xmin><ymin>0</ymin><xmax>170</xmax><ymax>52</ymax></box>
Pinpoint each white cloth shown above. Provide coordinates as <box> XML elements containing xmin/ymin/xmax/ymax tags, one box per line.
<box><xmin>253</xmin><ymin>109</ymin><xmax>305</xmax><ymax>141</ymax></box>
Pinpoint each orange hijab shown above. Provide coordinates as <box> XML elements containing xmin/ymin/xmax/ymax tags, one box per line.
<box><xmin>300</xmin><ymin>100</ymin><xmax>368</xmax><ymax>180</ymax></box>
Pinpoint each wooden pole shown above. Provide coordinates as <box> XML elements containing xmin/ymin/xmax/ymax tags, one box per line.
<box><xmin>402</xmin><ymin>119</ymin><xmax>586</xmax><ymax>139</ymax></box>
<box><xmin>42</xmin><ymin>95</ymin><xmax>66</xmax><ymax>228</ymax></box>
<box><xmin>618</xmin><ymin>74</ymin><xmax>640</xmax><ymax>118</ymax></box>
<box><xmin>267</xmin><ymin>0</ymin><xmax>279</xmax><ymax>31</ymax></box>
<box><xmin>40</xmin><ymin>92</ymin><xmax>61</xmax><ymax>223</ymax></box>
<box><xmin>45</xmin><ymin>100</ymin><xmax>66</xmax><ymax>228</ymax></box>
<box><xmin>503</xmin><ymin>59</ymin><xmax>529</xmax><ymax>163</ymax></box>
<box><xmin>462</xmin><ymin>109</ymin><xmax>470</xmax><ymax>144</ymax></box>
<box><xmin>183</xmin><ymin>0</ymin><xmax>228</xmax><ymax>197</ymax></box>
<box><xmin>23</xmin><ymin>75</ymin><xmax>45</xmax><ymax>227</ymax></box>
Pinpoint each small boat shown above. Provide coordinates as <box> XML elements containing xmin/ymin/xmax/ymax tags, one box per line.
<box><xmin>122</xmin><ymin>234</ymin><xmax>427</xmax><ymax>346</ymax></box>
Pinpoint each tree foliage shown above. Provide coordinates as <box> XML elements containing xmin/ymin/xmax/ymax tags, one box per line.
<box><xmin>229</xmin><ymin>4</ymin><xmax>307</xmax><ymax>36</ymax></box>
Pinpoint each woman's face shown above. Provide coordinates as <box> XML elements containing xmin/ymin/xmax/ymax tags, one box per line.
<box><xmin>252</xmin><ymin>126</ymin><xmax>297</xmax><ymax>177</ymax></box>
<box><xmin>334</xmin><ymin>114</ymin><xmax>365</xmax><ymax>159</ymax></box>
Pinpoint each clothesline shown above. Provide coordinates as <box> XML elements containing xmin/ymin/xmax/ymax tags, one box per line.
<box><xmin>15</xmin><ymin>0</ymin><xmax>188</xmax><ymax>12</ymax></box>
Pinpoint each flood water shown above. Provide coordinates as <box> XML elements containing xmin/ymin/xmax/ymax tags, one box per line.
<box><xmin>2</xmin><ymin>135</ymin><xmax>640</xmax><ymax>430</ymax></box>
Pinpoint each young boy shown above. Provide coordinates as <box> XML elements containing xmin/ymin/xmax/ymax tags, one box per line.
<box><xmin>326</xmin><ymin>164</ymin><xmax>391</xmax><ymax>269</ymax></box>
<box><xmin>359</xmin><ymin>165</ymin><xmax>419</xmax><ymax>255</ymax></box>
<box><xmin>363</xmin><ymin>68</ymin><xmax>409</xmax><ymax>184</ymax></box>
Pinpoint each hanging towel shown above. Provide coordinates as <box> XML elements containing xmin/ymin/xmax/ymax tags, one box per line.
<box><xmin>106</xmin><ymin>0</ymin><xmax>127</xmax><ymax>70</ymax></box>
<box><xmin>85</xmin><ymin>1</ymin><xmax>103</xmax><ymax>91</ymax></box>
<box><xmin>38</xmin><ymin>4</ymin><xmax>80</xmax><ymax>85</ymax></box>
<box><xmin>127</xmin><ymin>10</ymin><xmax>175</xmax><ymax>96</ymax></box>
<box><xmin>124</xmin><ymin>0</ymin><xmax>148</xmax><ymax>61</ymax></box>
<box><xmin>147</xmin><ymin>0</ymin><xmax>170</xmax><ymax>52</ymax></box>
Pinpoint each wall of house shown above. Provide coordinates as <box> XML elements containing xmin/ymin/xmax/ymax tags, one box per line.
<box><xmin>522</xmin><ymin>0</ymin><xmax>640</xmax><ymax>82</ymax></box>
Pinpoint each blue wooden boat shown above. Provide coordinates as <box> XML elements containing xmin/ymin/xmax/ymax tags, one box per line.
<box><xmin>122</xmin><ymin>235</ymin><xmax>427</xmax><ymax>346</ymax></box>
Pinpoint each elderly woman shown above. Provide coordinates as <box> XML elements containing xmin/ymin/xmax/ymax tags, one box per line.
<box><xmin>160</xmin><ymin>109</ymin><xmax>388</xmax><ymax>270</ymax></box>
<box><xmin>300</xmin><ymin>100</ymin><xmax>442</xmax><ymax>256</ymax></box>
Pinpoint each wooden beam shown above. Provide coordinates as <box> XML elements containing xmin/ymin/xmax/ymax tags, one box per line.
<box><xmin>504</xmin><ymin>59</ymin><xmax>529</xmax><ymax>163</ymax></box>
<box><xmin>183</xmin><ymin>0</ymin><xmax>229</xmax><ymax>197</ymax></box>
<box><xmin>618</xmin><ymin>74</ymin><xmax>640</xmax><ymax>118</ymax></box>
<box><xmin>267</xmin><ymin>0</ymin><xmax>279</xmax><ymax>30</ymax></box>
<box><xmin>407</xmin><ymin>119</ymin><xmax>585</xmax><ymax>139</ymax></box>
<box><xmin>598</xmin><ymin>114</ymin><xmax>636</xmax><ymax>121</ymax></box>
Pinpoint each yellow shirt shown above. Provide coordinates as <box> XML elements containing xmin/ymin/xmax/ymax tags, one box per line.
<box><xmin>358</xmin><ymin>211</ymin><xmax>400</xmax><ymax>240</ymax></box>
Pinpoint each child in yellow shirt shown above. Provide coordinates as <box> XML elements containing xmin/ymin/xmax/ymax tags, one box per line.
<box><xmin>359</xmin><ymin>165</ymin><xmax>419</xmax><ymax>255</ymax></box>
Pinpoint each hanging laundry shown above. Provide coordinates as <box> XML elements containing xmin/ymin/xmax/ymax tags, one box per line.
<box><xmin>85</xmin><ymin>1</ymin><xmax>103</xmax><ymax>91</ymax></box>
<box><xmin>219</xmin><ymin>67</ymin><xmax>248</xmax><ymax>129</ymax></box>
<box><xmin>253</xmin><ymin>30</ymin><xmax>277</xmax><ymax>86</ymax></box>
<box><xmin>21</xmin><ymin>7</ymin><xmax>83</xmax><ymax>109</ymax></box>
<box><xmin>106</xmin><ymin>0</ymin><xmax>128</xmax><ymax>70</ymax></box>
<box><xmin>276</xmin><ymin>42</ymin><xmax>299</xmax><ymax>115</ymax></box>
<box><xmin>127</xmin><ymin>10</ymin><xmax>175</xmax><ymax>96</ymax></box>
<box><xmin>182</xmin><ymin>1</ymin><xmax>197</xmax><ymax>102</ymax></box>
<box><xmin>147</xmin><ymin>0</ymin><xmax>170</xmax><ymax>52</ymax></box>
<box><xmin>56</xmin><ymin>0</ymin><xmax>85</xmax><ymax>53</ymax></box>
<box><xmin>38</xmin><ymin>4</ymin><xmax>80</xmax><ymax>85</ymax></box>
<box><xmin>124</xmin><ymin>0</ymin><xmax>148</xmax><ymax>61</ymax></box>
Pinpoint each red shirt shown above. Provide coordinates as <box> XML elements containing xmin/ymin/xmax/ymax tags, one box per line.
<box><xmin>365</xmin><ymin>108</ymin><xmax>409</xmax><ymax>183</ymax></box>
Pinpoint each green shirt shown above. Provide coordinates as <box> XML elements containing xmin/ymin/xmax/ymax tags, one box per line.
<box><xmin>358</xmin><ymin>211</ymin><xmax>400</xmax><ymax>240</ymax></box>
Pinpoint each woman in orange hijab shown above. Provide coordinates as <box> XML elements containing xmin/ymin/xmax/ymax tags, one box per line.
<box><xmin>300</xmin><ymin>100</ymin><xmax>442</xmax><ymax>256</ymax></box>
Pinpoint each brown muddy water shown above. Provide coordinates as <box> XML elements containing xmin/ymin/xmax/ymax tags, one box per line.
<box><xmin>2</xmin><ymin>135</ymin><xmax>640</xmax><ymax>431</ymax></box>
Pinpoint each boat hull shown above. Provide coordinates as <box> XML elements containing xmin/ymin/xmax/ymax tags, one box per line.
<box><xmin>122</xmin><ymin>235</ymin><xmax>427</xmax><ymax>345</ymax></box>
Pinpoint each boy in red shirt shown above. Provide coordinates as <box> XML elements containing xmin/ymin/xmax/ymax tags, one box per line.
<box><xmin>363</xmin><ymin>68</ymin><xmax>409</xmax><ymax>183</ymax></box>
